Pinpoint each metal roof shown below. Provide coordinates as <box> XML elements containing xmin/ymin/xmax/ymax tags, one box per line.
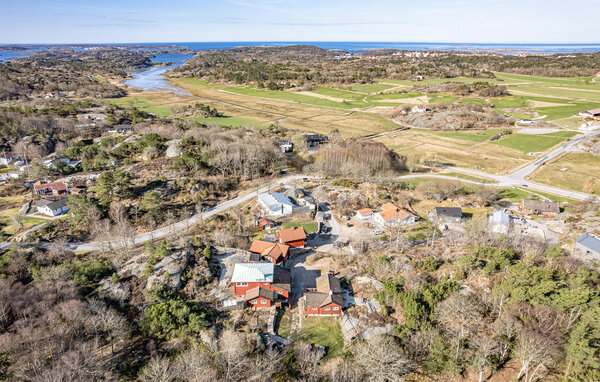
<box><xmin>434</xmin><ymin>207</ymin><xmax>463</xmax><ymax>218</ymax></box>
<box><xmin>231</xmin><ymin>263</ymin><xmax>274</xmax><ymax>283</ymax></box>
<box><xmin>576</xmin><ymin>233</ymin><xmax>600</xmax><ymax>253</ymax></box>
<box><xmin>258</xmin><ymin>191</ymin><xmax>295</xmax><ymax>212</ymax></box>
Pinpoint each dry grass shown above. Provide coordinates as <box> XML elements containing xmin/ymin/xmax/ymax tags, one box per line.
<box><xmin>529</xmin><ymin>152</ymin><xmax>600</xmax><ymax>195</ymax></box>
<box><xmin>376</xmin><ymin>130</ymin><xmax>530</xmax><ymax>174</ymax></box>
<box><xmin>167</xmin><ymin>78</ymin><xmax>398</xmax><ymax>137</ymax></box>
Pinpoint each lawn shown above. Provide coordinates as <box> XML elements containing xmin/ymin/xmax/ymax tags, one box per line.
<box><xmin>490</xmin><ymin>132</ymin><xmax>572</xmax><ymax>153</ymax></box>
<box><xmin>498</xmin><ymin>187</ymin><xmax>535</xmax><ymax>203</ymax></box>
<box><xmin>276</xmin><ymin>309</ymin><xmax>292</xmax><ymax>338</ymax></box>
<box><xmin>460</xmin><ymin>97</ymin><xmax>487</xmax><ymax>105</ymax></box>
<box><xmin>347</xmin><ymin>83</ymin><xmax>396</xmax><ymax>93</ymax></box>
<box><xmin>438</xmin><ymin>172</ymin><xmax>498</xmax><ymax>184</ymax></box>
<box><xmin>299</xmin><ymin>317</ymin><xmax>345</xmax><ymax>360</ymax></box>
<box><xmin>282</xmin><ymin>221</ymin><xmax>318</xmax><ymax>233</ymax></box>
<box><xmin>529</xmin><ymin>152</ymin><xmax>600</xmax><ymax>195</ymax></box>
<box><xmin>435</xmin><ymin>129</ymin><xmax>505</xmax><ymax>143</ymax></box>
<box><xmin>224</xmin><ymin>86</ymin><xmax>362</xmax><ymax>109</ymax></box>
<box><xmin>428</xmin><ymin>93</ymin><xmax>456</xmax><ymax>104</ymax></box>
<box><xmin>491</xmin><ymin>96</ymin><xmax>530</xmax><ymax>109</ymax></box>
<box><xmin>188</xmin><ymin>115</ymin><xmax>268</xmax><ymax>128</ymax></box>
<box><xmin>366</xmin><ymin>92</ymin><xmax>424</xmax><ymax>101</ymax></box>
<box><xmin>310</xmin><ymin>87</ymin><xmax>364</xmax><ymax>100</ymax></box>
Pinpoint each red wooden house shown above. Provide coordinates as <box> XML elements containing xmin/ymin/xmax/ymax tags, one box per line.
<box><xmin>303</xmin><ymin>273</ymin><xmax>344</xmax><ymax>316</ymax></box>
<box><xmin>230</xmin><ymin>263</ymin><xmax>291</xmax><ymax>308</ymax></box>
<box><xmin>258</xmin><ymin>218</ymin><xmax>275</xmax><ymax>230</ymax></box>
<box><xmin>249</xmin><ymin>240</ymin><xmax>290</xmax><ymax>265</ymax></box>
<box><xmin>33</xmin><ymin>180</ymin><xmax>68</xmax><ymax>196</ymax></box>
<box><xmin>277</xmin><ymin>227</ymin><xmax>307</xmax><ymax>248</ymax></box>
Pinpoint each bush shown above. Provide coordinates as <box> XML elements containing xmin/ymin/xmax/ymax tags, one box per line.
<box><xmin>140</xmin><ymin>300</ymin><xmax>211</xmax><ymax>340</ymax></box>
<box><xmin>63</xmin><ymin>259</ymin><xmax>112</xmax><ymax>287</ymax></box>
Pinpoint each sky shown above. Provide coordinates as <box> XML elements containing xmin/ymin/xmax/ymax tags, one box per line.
<box><xmin>1</xmin><ymin>0</ymin><xmax>600</xmax><ymax>44</ymax></box>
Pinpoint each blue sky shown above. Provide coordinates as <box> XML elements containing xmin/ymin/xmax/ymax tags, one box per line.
<box><xmin>1</xmin><ymin>0</ymin><xmax>599</xmax><ymax>44</ymax></box>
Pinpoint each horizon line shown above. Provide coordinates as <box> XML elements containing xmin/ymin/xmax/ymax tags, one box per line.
<box><xmin>2</xmin><ymin>40</ymin><xmax>600</xmax><ymax>46</ymax></box>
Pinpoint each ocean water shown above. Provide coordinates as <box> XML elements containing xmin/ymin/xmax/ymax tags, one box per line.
<box><xmin>123</xmin><ymin>53</ymin><xmax>194</xmax><ymax>94</ymax></box>
<box><xmin>128</xmin><ymin>41</ymin><xmax>600</xmax><ymax>54</ymax></box>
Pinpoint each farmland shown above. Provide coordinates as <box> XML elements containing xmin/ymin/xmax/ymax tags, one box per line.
<box><xmin>529</xmin><ymin>152</ymin><xmax>600</xmax><ymax>195</ymax></box>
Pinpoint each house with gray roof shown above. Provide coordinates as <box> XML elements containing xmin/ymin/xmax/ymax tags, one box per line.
<box><xmin>35</xmin><ymin>198</ymin><xmax>69</xmax><ymax>217</ymax></box>
<box><xmin>575</xmin><ymin>233</ymin><xmax>600</xmax><ymax>261</ymax></box>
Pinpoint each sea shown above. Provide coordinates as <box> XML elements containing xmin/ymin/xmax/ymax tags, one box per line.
<box><xmin>2</xmin><ymin>42</ymin><xmax>599</xmax><ymax>93</ymax></box>
<box><xmin>2</xmin><ymin>42</ymin><xmax>600</xmax><ymax>62</ymax></box>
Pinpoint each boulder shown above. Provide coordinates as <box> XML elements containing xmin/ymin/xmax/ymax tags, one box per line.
<box><xmin>166</xmin><ymin>139</ymin><xmax>183</xmax><ymax>158</ymax></box>
<box><xmin>145</xmin><ymin>249</ymin><xmax>190</xmax><ymax>290</ymax></box>
<box><xmin>98</xmin><ymin>278</ymin><xmax>130</xmax><ymax>301</ymax></box>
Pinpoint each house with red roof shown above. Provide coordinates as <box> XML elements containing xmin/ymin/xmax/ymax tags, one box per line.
<box><xmin>258</xmin><ymin>218</ymin><xmax>275</xmax><ymax>230</ymax></box>
<box><xmin>33</xmin><ymin>180</ymin><xmax>68</xmax><ymax>196</ymax></box>
<box><xmin>355</xmin><ymin>208</ymin><xmax>373</xmax><ymax>219</ymax></box>
<box><xmin>230</xmin><ymin>263</ymin><xmax>291</xmax><ymax>309</ymax></box>
<box><xmin>248</xmin><ymin>240</ymin><xmax>290</xmax><ymax>265</ymax></box>
<box><xmin>277</xmin><ymin>226</ymin><xmax>307</xmax><ymax>248</ymax></box>
<box><xmin>303</xmin><ymin>273</ymin><xmax>344</xmax><ymax>316</ymax></box>
<box><xmin>373</xmin><ymin>203</ymin><xmax>417</xmax><ymax>227</ymax></box>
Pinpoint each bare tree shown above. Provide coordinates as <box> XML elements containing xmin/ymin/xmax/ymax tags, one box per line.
<box><xmin>140</xmin><ymin>356</ymin><xmax>173</xmax><ymax>382</ymax></box>
<box><xmin>172</xmin><ymin>347</ymin><xmax>218</xmax><ymax>382</ymax></box>
<box><xmin>218</xmin><ymin>329</ymin><xmax>250</xmax><ymax>382</ymax></box>
<box><xmin>352</xmin><ymin>335</ymin><xmax>413</xmax><ymax>382</ymax></box>
<box><xmin>514</xmin><ymin>329</ymin><xmax>559</xmax><ymax>382</ymax></box>
<box><xmin>472</xmin><ymin>334</ymin><xmax>499</xmax><ymax>382</ymax></box>
<box><xmin>491</xmin><ymin>313</ymin><xmax>521</xmax><ymax>365</ymax></box>
<box><xmin>435</xmin><ymin>294</ymin><xmax>484</xmax><ymax>361</ymax></box>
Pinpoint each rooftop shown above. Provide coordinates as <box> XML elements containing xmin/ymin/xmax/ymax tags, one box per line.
<box><xmin>278</xmin><ymin>226</ymin><xmax>307</xmax><ymax>242</ymax></box>
<box><xmin>576</xmin><ymin>233</ymin><xmax>600</xmax><ymax>253</ymax></box>
<box><xmin>521</xmin><ymin>199</ymin><xmax>560</xmax><ymax>213</ymax></box>
<box><xmin>231</xmin><ymin>263</ymin><xmax>274</xmax><ymax>283</ymax></box>
<box><xmin>258</xmin><ymin>191</ymin><xmax>296</xmax><ymax>212</ymax></box>
<box><xmin>434</xmin><ymin>207</ymin><xmax>463</xmax><ymax>218</ymax></box>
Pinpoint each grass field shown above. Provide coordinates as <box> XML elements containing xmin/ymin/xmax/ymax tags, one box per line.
<box><xmin>281</xmin><ymin>221</ymin><xmax>318</xmax><ymax>233</ymax></box>
<box><xmin>299</xmin><ymin>317</ymin><xmax>345</xmax><ymax>360</ymax></box>
<box><xmin>310</xmin><ymin>87</ymin><xmax>364</xmax><ymax>100</ymax></box>
<box><xmin>529</xmin><ymin>152</ymin><xmax>600</xmax><ymax>195</ymax></box>
<box><xmin>377</xmin><ymin>129</ymin><xmax>532</xmax><ymax>174</ymax></box>
<box><xmin>491</xmin><ymin>131</ymin><xmax>578</xmax><ymax>153</ymax></box>
<box><xmin>438</xmin><ymin>172</ymin><xmax>498</xmax><ymax>183</ymax></box>
<box><xmin>346</xmin><ymin>83</ymin><xmax>396</xmax><ymax>93</ymax></box>
<box><xmin>166</xmin><ymin>78</ymin><xmax>399</xmax><ymax>137</ymax></box>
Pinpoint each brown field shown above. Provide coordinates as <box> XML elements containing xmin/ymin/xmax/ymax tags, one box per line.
<box><xmin>167</xmin><ymin>78</ymin><xmax>398</xmax><ymax>137</ymax></box>
<box><xmin>375</xmin><ymin>130</ymin><xmax>531</xmax><ymax>174</ymax></box>
<box><xmin>529</xmin><ymin>152</ymin><xmax>600</xmax><ymax>195</ymax></box>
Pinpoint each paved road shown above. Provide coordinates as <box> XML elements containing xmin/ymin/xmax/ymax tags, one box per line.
<box><xmin>2</xmin><ymin>131</ymin><xmax>597</xmax><ymax>252</ymax></box>
<box><xmin>0</xmin><ymin>174</ymin><xmax>311</xmax><ymax>252</ymax></box>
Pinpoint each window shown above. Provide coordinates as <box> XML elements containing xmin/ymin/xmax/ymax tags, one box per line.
<box><xmin>324</xmin><ymin>307</ymin><xmax>330</xmax><ymax>311</ymax></box>
<box><xmin>333</xmin><ymin>306</ymin><xmax>339</xmax><ymax>310</ymax></box>
<box><xmin>263</xmin><ymin>282</ymin><xmax>269</xmax><ymax>285</ymax></box>
<box><xmin>261</xmin><ymin>300</ymin><xmax>267</xmax><ymax>304</ymax></box>
<box><xmin>237</xmin><ymin>282</ymin><xmax>247</xmax><ymax>286</ymax></box>
<box><xmin>250</xmin><ymin>300</ymin><xmax>257</xmax><ymax>304</ymax></box>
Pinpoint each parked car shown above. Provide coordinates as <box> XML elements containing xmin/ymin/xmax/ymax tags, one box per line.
<box><xmin>372</xmin><ymin>228</ymin><xmax>383</xmax><ymax>235</ymax></box>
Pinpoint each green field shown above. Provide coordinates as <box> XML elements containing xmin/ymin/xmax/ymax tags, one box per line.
<box><xmin>225</xmin><ymin>86</ymin><xmax>362</xmax><ymax>109</ymax></box>
<box><xmin>430</xmin><ymin>128</ymin><xmax>506</xmax><ymax>143</ymax></box>
<box><xmin>310</xmin><ymin>87</ymin><xmax>364</xmax><ymax>100</ymax></box>
<box><xmin>347</xmin><ymin>83</ymin><xmax>396</xmax><ymax>93</ymax></box>
<box><xmin>299</xmin><ymin>317</ymin><xmax>345</xmax><ymax>360</ymax></box>
<box><xmin>428</xmin><ymin>93</ymin><xmax>457</xmax><ymax>103</ymax></box>
<box><xmin>491</xmin><ymin>132</ymin><xmax>578</xmax><ymax>153</ymax></box>
<box><xmin>281</xmin><ymin>221</ymin><xmax>318</xmax><ymax>233</ymax></box>
<box><xmin>460</xmin><ymin>97</ymin><xmax>487</xmax><ymax>105</ymax></box>
<box><xmin>188</xmin><ymin>115</ymin><xmax>268</xmax><ymax>128</ymax></box>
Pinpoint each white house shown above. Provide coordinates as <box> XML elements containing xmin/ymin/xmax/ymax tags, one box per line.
<box><xmin>491</xmin><ymin>207</ymin><xmax>511</xmax><ymax>234</ymax></box>
<box><xmin>411</xmin><ymin>105</ymin><xmax>429</xmax><ymax>113</ymax></box>
<box><xmin>35</xmin><ymin>198</ymin><xmax>69</xmax><ymax>217</ymax></box>
<box><xmin>355</xmin><ymin>208</ymin><xmax>373</xmax><ymax>219</ymax></box>
<box><xmin>258</xmin><ymin>191</ymin><xmax>297</xmax><ymax>216</ymax></box>
<box><xmin>373</xmin><ymin>203</ymin><xmax>417</xmax><ymax>227</ymax></box>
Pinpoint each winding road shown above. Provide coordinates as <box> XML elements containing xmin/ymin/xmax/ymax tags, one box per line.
<box><xmin>1</xmin><ymin>130</ymin><xmax>597</xmax><ymax>252</ymax></box>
